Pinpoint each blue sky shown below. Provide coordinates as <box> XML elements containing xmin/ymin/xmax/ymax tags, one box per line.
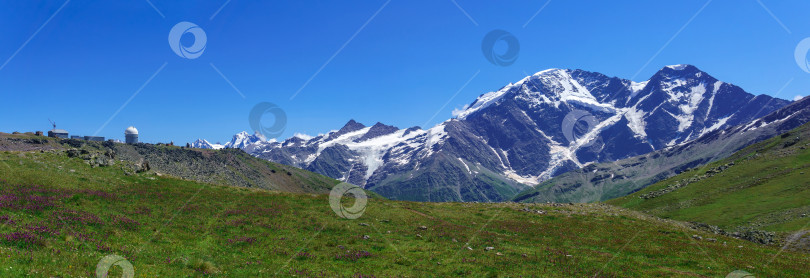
<box><xmin>2</xmin><ymin>0</ymin><xmax>809</xmax><ymax>144</ymax></box>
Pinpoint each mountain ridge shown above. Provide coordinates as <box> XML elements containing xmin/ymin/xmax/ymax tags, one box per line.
<box><xmin>197</xmin><ymin>65</ymin><xmax>791</xmax><ymax>202</ymax></box>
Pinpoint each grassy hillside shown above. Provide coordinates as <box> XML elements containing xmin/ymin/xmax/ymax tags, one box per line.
<box><xmin>1</xmin><ymin>143</ymin><xmax>809</xmax><ymax>276</ymax></box>
<box><xmin>608</xmin><ymin>122</ymin><xmax>810</xmax><ymax>239</ymax></box>
<box><xmin>0</xmin><ymin>133</ymin><xmax>338</xmax><ymax>194</ymax></box>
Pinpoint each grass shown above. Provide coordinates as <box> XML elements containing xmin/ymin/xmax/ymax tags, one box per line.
<box><xmin>608</xmin><ymin>122</ymin><xmax>810</xmax><ymax>234</ymax></box>
<box><xmin>1</xmin><ymin>150</ymin><xmax>809</xmax><ymax>276</ymax></box>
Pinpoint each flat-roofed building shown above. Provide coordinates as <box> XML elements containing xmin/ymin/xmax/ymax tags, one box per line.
<box><xmin>48</xmin><ymin>129</ymin><xmax>69</xmax><ymax>139</ymax></box>
<box><xmin>84</xmin><ymin>136</ymin><xmax>104</xmax><ymax>141</ymax></box>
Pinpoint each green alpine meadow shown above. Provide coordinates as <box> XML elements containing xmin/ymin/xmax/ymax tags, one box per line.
<box><xmin>0</xmin><ymin>133</ymin><xmax>808</xmax><ymax>277</ymax></box>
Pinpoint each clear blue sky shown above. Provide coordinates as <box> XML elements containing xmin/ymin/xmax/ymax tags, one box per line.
<box><xmin>2</xmin><ymin>0</ymin><xmax>809</xmax><ymax>144</ymax></box>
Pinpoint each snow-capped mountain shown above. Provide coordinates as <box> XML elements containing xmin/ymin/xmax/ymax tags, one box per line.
<box><xmin>224</xmin><ymin>131</ymin><xmax>268</xmax><ymax>149</ymax></box>
<box><xmin>197</xmin><ymin>65</ymin><xmax>790</xmax><ymax>202</ymax></box>
<box><xmin>190</xmin><ymin>139</ymin><xmax>225</xmax><ymax>150</ymax></box>
<box><xmin>191</xmin><ymin>131</ymin><xmax>270</xmax><ymax>150</ymax></box>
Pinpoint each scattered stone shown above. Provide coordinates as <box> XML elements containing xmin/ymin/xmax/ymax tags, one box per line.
<box><xmin>485</xmin><ymin>247</ymin><xmax>494</xmax><ymax>251</ymax></box>
<box><xmin>521</xmin><ymin>254</ymin><xmax>528</xmax><ymax>258</ymax></box>
<box><xmin>416</xmin><ymin>234</ymin><xmax>422</xmax><ymax>238</ymax></box>
<box><xmin>706</xmin><ymin>238</ymin><xmax>717</xmax><ymax>242</ymax></box>
<box><xmin>520</xmin><ymin>207</ymin><xmax>547</xmax><ymax>214</ymax></box>
<box><xmin>642</xmin><ymin>162</ymin><xmax>735</xmax><ymax>199</ymax></box>
<box><xmin>496</xmin><ymin>252</ymin><xmax>503</xmax><ymax>256</ymax></box>
<box><xmin>362</xmin><ymin>235</ymin><xmax>370</xmax><ymax>240</ymax></box>
<box><xmin>386</xmin><ymin>231</ymin><xmax>391</xmax><ymax>234</ymax></box>
<box><xmin>466</xmin><ymin>246</ymin><xmax>473</xmax><ymax>251</ymax></box>
<box><xmin>359</xmin><ymin>223</ymin><xmax>369</xmax><ymax>226</ymax></box>
<box><xmin>137</xmin><ymin>160</ymin><xmax>150</xmax><ymax>173</ymax></box>
<box><xmin>692</xmin><ymin>235</ymin><xmax>703</xmax><ymax>241</ymax></box>
<box><xmin>452</xmin><ymin>238</ymin><xmax>458</xmax><ymax>242</ymax></box>
<box><xmin>690</xmin><ymin>222</ymin><xmax>774</xmax><ymax>245</ymax></box>
<box><xmin>418</xmin><ymin>225</ymin><xmax>428</xmax><ymax>230</ymax></box>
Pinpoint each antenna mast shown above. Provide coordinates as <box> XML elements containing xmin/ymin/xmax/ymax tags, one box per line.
<box><xmin>48</xmin><ymin>119</ymin><xmax>56</xmax><ymax>129</ymax></box>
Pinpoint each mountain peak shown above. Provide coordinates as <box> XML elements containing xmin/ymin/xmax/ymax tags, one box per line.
<box><xmin>371</xmin><ymin>122</ymin><xmax>395</xmax><ymax>129</ymax></box>
<box><xmin>190</xmin><ymin>139</ymin><xmax>225</xmax><ymax>150</ymax></box>
<box><xmin>327</xmin><ymin>119</ymin><xmax>367</xmax><ymax>140</ymax></box>
<box><xmin>664</xmin><ymin>64</ymin><xmax>692</xmax><ymax>71</ymax></box>
<box><xmin>342</xmin><ymin>119</ymin><xmax>365</xmax><ymax>130</ymax></box>
<box><xmin>652</xmin><ymin>64</ymin><xmax>713</xmax><ymax>83</ymax></box>
<box><xmin>531</xmin><ymin>68</ymin><xmax>566</xmax><ymax>77</ymax></box>
<box><xmin>355</xmin><ymin>122</ymin><xmax>399</xmax><ymax>142</ymax></box>
<box><xmin>223</xmin><ymin>131</ymin><xmax>266</xmax><ymax>149</ymax></box>
<box><xmin>658</xmin><ymin>64</ymin><xmax>705</xmax><ymax>76</ymax></box>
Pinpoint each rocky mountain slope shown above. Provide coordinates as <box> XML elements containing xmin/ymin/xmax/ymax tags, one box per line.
<box><xmin>514</xmin><ymin>95</ymin><xmax>810</xmax><ymax>203</ymax></box>
<box><xmin>0</xmin><ymin>133</ymin><xmax>339</xmax><ymax>194</ymax></box>
<box><xmin>199</xmin><ymin>65</ymin><xmax>790</xmax><ymax>202</ymax></box>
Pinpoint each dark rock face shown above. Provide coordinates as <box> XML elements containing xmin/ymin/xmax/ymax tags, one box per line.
<box><xmin>355</xmin><ymin>123</ymin><xmax>399</xmax><ymax>142</ymax></box>
<box><xmin>328</xmin><ymin>120</ymin><xmax>366</xmax><ymax>141</ymax></box>
<box><xmin>206</xmin><ymin>65</ymin><xmax>791</xmax><ymax>202</ymax></box>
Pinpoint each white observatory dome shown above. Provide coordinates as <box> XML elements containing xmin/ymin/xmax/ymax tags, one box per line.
<box><xmin>125</xmin><ymin>126</ymin><xmax>139</xmax><ymax>135</ymax></box>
